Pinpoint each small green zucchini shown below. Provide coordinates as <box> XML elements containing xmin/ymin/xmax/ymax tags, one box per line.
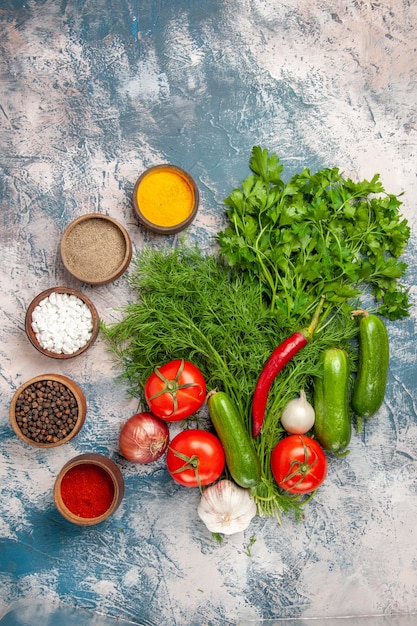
<box><xmin>207</xmin><ymin>391</ymin><xmax>262</xmax><ymax>488</ymax></box>
<box><xmin>351</xmin><ymin>311</ymin><xmax>389</xmax><ymax>419</ymax></box>
<box><xmin>313</xmin><ymin>348</ymin><xmax>351</xmax><ymax>454</ymax></box>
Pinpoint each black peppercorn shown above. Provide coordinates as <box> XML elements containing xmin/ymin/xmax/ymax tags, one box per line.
<box><xmin>14</xmin><ymin>379</ymin><xmax>79</xmax><ymax>444</ymax></box>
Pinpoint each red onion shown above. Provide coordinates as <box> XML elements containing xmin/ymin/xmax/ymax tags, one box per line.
<box><xmin>119</xmin><ymin>412</ymin><xmax>169</xmax><ymax>463</ymax></box>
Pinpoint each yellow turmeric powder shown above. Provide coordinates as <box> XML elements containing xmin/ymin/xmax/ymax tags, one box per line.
<box><xmin>137</xmin><ymin>168</ymin><xmax>195</xmax><ymax>228</ymax></box>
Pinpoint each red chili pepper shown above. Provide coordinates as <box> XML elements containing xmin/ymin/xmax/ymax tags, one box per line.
<box><xmin>252</xmin><ymin>332</ymin><xmax>308</xmax><ymax>437</ymax></box>
<box><xmin>252</xmin><ymin>297</ymin><xmax>325</xmax><ymax>437</ymax></box>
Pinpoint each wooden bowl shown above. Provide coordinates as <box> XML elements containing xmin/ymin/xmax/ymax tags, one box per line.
<box><xmin>132</xmin><ymin>164</ymin><xmax>199</xmax><ymax>235</ymax></box>
<box><xmin>54</xmin><ymin>453</ymin><xmax>125</xmax><ymax>525</ymax></box>
<box><xmin>25</xmin><ymin>286</ymin><xmax>99</xmax><ymax>359</ymax></box>
<box><xmin>9</xmin><ymin>374</ymin><xmax>87</xmax><ymax>448</ymax></box>
<box><xmin>60</xmin><ymin>214</ymin><xmax>132</xmax><ymax>285</ymax></box>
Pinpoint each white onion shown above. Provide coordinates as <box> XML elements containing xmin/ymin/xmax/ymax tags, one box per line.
<box><xmin>119</xmin><ymin>412</ymin><xmax>169</xmax><ymax>463</ymax></box>
<box><xmin>280</xmin><ymin>390</ymin><xmax>315</xmax><ymax>434</ymax></box>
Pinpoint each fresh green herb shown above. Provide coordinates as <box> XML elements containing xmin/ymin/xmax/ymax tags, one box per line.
<box><xmin>101</xmin><ymin>247</ymin><xmax>287</xmax><ymax>411</ymax></box>
<box><xmin>217</xmin><ymin>146</ymin><xmax>410</xmax><ymax>323</ymax></box>
<box><xmin>243</xmin><ymin>534</ymin><xmax>256</xmax><ymax>556</ymax></box>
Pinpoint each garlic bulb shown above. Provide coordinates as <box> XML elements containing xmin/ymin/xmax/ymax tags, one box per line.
<box><xmin>197</xmin><ymin>479</ymin><xmax>257</xmax><ymax>535</ymax></box>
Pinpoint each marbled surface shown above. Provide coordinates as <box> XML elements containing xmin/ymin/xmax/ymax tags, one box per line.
<box><xmin>1</xmin><ymin>1</ymin><xmax>417</xmax><ymax>625</ymax></box>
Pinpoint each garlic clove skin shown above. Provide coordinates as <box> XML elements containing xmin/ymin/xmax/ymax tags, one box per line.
<box><xmin>197</xmin><ymin>479</ymin><xmax>257</xmax><ymax>535</ymax></box>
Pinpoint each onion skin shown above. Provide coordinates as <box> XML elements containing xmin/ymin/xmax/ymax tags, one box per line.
<box><xmin>280</xmin><ymin>390</ymin><xmax>315</xmax><ymax>435</ymax></box>
<box><xmin>119</xmin><ymin>412</ymin><xmax>169</xmax><ymax>463</ymax></box>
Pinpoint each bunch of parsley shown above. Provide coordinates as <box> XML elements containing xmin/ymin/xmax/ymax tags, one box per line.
<box><xmin>217</xmin><ymin>146</ymin><xmax>410</xmax><ymax>325</ymax></box>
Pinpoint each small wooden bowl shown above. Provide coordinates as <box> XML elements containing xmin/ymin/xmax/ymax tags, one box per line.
<box><xmin>25</xmin><ymin>286</ymin><xmax>99</xmax><ymax>359</ymax></box>
<box><xmin>60</xmin><ymin>214</ymin><xmax>132</xmax><ymax>285</ymax></box>
<box><xmin>54</xmin><ymin>453</ymin><xmax>125</xmax><ymax>525</ymax></box>
<box><xmin>9</xmin><ymin>374</ymin><xmax>87</xmax><ymax>448</ymax></box>
<box><xmin>132</xmin><ymin>164</ymin><xmax>199</xmax><ymax>235</ymax></box>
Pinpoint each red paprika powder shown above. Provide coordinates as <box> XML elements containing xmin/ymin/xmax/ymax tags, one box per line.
<box><xmin>60</xmin><ymin>463</ymin><xmax>115</xmax><ymax>518</ymax></box>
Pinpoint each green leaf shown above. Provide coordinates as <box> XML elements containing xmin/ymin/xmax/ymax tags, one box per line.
<box><xmin>224</xmin><ymin>188</ymin><xmax>245</xmax><ymax>211</ymax></box>
<box><xmin>217</xmin><ymin>146</ymin><xmax>410</xmax><ymax>323</ymax></box>
<box><xmin>379</xmin><ymin>288</ymin><xmax>410</xmax><ymax>319</ymax></box>
<box><xmin>343</xmin><ymin>203</ymin><xmax>356</xmax><ymax>219</ymax></box>
<box><xmin>250</xmin><ymin>146</ymin><xmax>284</xmax><ymax>184</ymax></box>
<box><xmin>377</xmin><ymin>259</ymin><xmax>408</xmax><ymax>279</ymax></box>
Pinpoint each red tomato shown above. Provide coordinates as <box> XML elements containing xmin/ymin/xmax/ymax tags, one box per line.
<box><xmin>166</xmin><ymin>429</ymin><xmax>225</xmax><ymax>487</ymax></box>
<box><xmin>144</xmin><ymin>359</ymin><xmax>206</xmax><ymax>422</ymax></box>
<box><xmin>271</xmin><ymin>434</ymin><xmax>327</xmax><ymax>494</ymax></box>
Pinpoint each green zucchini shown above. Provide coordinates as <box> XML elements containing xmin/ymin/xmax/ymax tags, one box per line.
<box><xmin>313</xmin><ymin>348</ymin><xmax>351</xmax><ymax>454</ymax></box>
<box><xmin>207</xmin><ymin>391</ymin><xmax>262</xmax><ymax>488</ymax></box>
<box><xmin>351</xmin><ymin>312</ymin><xmax>389</xmax><ymax>419</ymax></box>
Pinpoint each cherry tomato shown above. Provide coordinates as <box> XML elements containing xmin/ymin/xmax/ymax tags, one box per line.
<box><xmin>270</xmin><ymin>434</ymin><xmax>327</xmax><ymax>494</ymax></box>
<box><xmin>144</xmin><ymin>359</ymin><xmax>206</xmax><ymax>422</ymax></box>
<box><xmin>166</xmin><ymin>429</ymin><xmax>225</xmax><ymax>487</ymax></box>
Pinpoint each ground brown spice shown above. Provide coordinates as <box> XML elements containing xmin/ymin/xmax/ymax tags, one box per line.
<box><xmin>63</xmin><ymin>219</ymin><xmax>127</xmax><ymax>282</ymax></box>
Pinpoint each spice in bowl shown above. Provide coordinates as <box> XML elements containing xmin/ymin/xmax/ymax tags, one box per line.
<box><xmin>25</xmin><ymin>287</ymin><xmax>99</xmax><ymax>359</ymax></box>
<box><xmin>54</xmin><ymin>453</ymin><xmax>124</xmax><ymax>525</ymax></box>
<box><xmin>60</xmin><ymin>214</ymin><xmax>132</xmax><ymax>285</ymax></box>
<box><xmin>31</xmin><ymin>291</ymin><xmax>92</xmax><ymax>353</ymax></box>
<box><xmin>9</xmin><ymin>374</ymin><xmax>86</xmax><ymax>448</ymax></box>
<box><xmin>133</xmin><ymin>164</ymin><xmax>199</xmax><ymax>235</ymax></box>
<box><xmin>60</xmin><ymin>464</ymin><xmax>114</xmax><ymax>518</ymax></box>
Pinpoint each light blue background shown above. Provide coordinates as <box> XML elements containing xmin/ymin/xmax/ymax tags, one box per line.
<box><xmin>1</xmin><ymin>1</ymin><xmax>417</xmax><ymax>625</ymax></box>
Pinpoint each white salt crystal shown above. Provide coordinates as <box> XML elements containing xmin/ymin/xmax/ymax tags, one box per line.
<box><xmin>31</xmin><ymin>292</ymin><xmax>94</xmax><ymax>354</ymax></box>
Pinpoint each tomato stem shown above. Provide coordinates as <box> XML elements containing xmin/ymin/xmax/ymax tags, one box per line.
<box><xmin>169</xmin><ymin>447</ymin><xmax>203</xmax><ymax>491</ymax></box>
<box><xmin>147</xmin><ymin>359</ymin><xmax>203</xmax><ymax>415</ymax></box>
<box><xmin>281</xmin><ymin>437</ymin><xmax>318</xmax><ymax>492</ymax></box>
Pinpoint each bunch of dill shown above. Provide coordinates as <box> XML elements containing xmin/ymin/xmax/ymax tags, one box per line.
<box><xmin>101</xmin><ymin>245</ymin><xmax>357</xmax><ymax>518</ymax></box>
